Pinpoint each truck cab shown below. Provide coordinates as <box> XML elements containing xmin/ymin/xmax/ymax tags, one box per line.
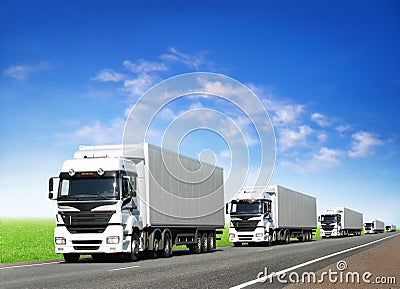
<box><xmin>227</xmin><ymin>188</ymin><xmax>273</xmax><ymax>246</ymax></box>
<box><xmin>49</xmin><ymin>147</ymin><xmax>143</xmax><ymax>263</ymax></box>
<box><xmin>320</xmin><ymin>210</ymin><xmax>342</xmax><ymax>237</ymax></box>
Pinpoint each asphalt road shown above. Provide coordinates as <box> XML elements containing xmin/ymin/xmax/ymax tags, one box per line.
<box><xmin>1</xmin><ymin>232</ymin><xmax>399</xmax><ymax>289</ymax></box>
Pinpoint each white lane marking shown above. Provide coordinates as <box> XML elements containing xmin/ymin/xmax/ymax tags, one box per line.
<box><xmin>109</xmin><ymin>265</ymin><xmax>139</xmax><ymax>271</ymax></box>
<box><xmin>0</xmin><ymin>261</ymin><xmax>60</xmax><ymax>270</ymax></box>
<box><xmin>230</xmin><ymin>233</ymin><xmax>400</xmax><ymax>289</ymax></box>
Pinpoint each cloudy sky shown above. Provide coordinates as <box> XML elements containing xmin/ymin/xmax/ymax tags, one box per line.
<box><xmin>1</xmin><ymin>1</ymin><xmax>399</xmax><ymax>225</ymax></box>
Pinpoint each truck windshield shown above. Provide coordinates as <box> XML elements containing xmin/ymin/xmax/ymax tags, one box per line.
<box><xmin>231</xmin><ymin>202</ymin><xmax>261</xmax><ymax>214</ymax></box>
<box><xmin>364</xmin><ymin>223</ymin><xmax>372</xmax><ymax>229</ymax></box>
<box><xmin>58</xmin><ymin>177</ymin><xmax>119</xmax><ymax>200</ymax></box>
<box><xmin>321</xmin><ymin>215</ymin><xmax>337</xmax><ymax>223</ymax></box>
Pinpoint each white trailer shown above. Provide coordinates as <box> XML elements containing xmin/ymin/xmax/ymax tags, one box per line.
<box><xmin>364</xmin><ymin>220</ymin><xmax>385</xmax><ymax>234</ymax></box>
<box><xmin>49</xmin><ymin>143</ymin><xmax>224</xmax><ymax>262</ymax></box>
<box><xmin>385</xmin><ymin>224</ymin><xmax>397</xmax><ymax>232</ymax></box>
<box><xmin>319</xmin><ymin>207</ymin><xmax>363</xmax><ymax>237</ymax></box>
<box><xmin>226</xmin><ymin>185</ymin><xmax>317</xmax><ymax>246</ymax></box>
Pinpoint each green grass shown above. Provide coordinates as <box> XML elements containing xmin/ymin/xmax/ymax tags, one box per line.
<box><xmin>0</xmin><ymin>218</ymin><xmax>58</xmax><ymax>263</ymax></box>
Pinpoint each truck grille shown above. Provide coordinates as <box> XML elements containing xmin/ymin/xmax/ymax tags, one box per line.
<box><xmin>232</xmin><ymin>220</ymin><xmax>259</xmax><ymax>232</ymax></box>
<box><xmin>321</xmin><ymin>225</ymin><xmax>334</xmax><ymax>231</ymax></box>
<box><xmin>60</xmin><ymin>211</ymin><xmax>115</xmax><ymax>234</ymax></box>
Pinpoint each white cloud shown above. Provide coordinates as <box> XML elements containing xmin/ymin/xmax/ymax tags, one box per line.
<box><xmin>160</xmin><ymin>47</ymin><xmax>205</xmax><ymax>70</ymax></box>
<box><xmin>278</xmin><ymin>125</ymin><xmax>313</xmax><ymax>151</ymax></box>
<box><xmin>264</xmin><ymin>99</ymin><xmax>304</xmax><ymax>127</ymax></box>
<box><xmin>348</xmin><ymin>131</ymin><xmax>383</xmax><ymax>158</ymax></box>
<box><xmin>123</xmin><ymin>59</ymin><xmax>168</xmax><ymax>73</ymax></box>
<box><xmin>3</xmin><ymin>61</ymin><xmax>50</xmax><ymax>80</ymax></box>
<box><xmin>92</xmin><ymin>69</ymin><xmax>126</xmax><ymax>82</ymax></box>
<box><xmin>68</xmin><ymin>118</ymin><xmax>125</xmax><ymax>144</ymax></box>
<box><xmin>311</xmin><ymin>112</ymin><xmax>330</xmax><ymax>127</ymax></box>
<box><xmin>123</xmin><ymin>73</ymin><xmax>156</xmax><ymax>98</ymax></box>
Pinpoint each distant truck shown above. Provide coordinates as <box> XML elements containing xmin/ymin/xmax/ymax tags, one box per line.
<box><xmin>319</xmin><ymin>207</ymin><xmax>363</xmax><ymax>237</ymax></box>
<box><xmin>364</xmin><ymin>220</ymin><xmax>385</xmax><ymax>234</ymax></box>
<box><xmin>385</xmin><ymin>224</ymin><xmax>397</xmax><ymax>232</ymax></box>
<box><xmin>48</xmin><ymin>143</ymin><xmax>224</xmax><ymax>263</ymax></box>
<box><xmin>226</xmin><ymin>185</ymin><xmax>317</xmax><ymax>246</ymax></box>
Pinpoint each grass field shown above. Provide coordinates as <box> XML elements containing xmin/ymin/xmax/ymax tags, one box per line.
<box><xmin>0</xmin><ymin>218</ymin><xmax>59</xmax><ymax>263</ymax></box>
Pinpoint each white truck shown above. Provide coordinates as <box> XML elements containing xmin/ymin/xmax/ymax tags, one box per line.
<box><xmin>319</xmin><ymin>207</ymin><xmax>363</xmax><ymax>237</ymax></box>
<box><xmin>48</xmin><ymin>143</ymin><xmax>225</xmax><ymax>263</ymax></box>
<box><xmin>385</xmin><ymin>224</ymin><xmax>397</xmax><ymax>232</ymax></box>
<box><xmin>226</xmin><ymin>185</ymin><xmax>317</xmax><ymax>246</ymax></box>
<box><xmin>364</xmin><ymin>220</ymin><xmax>385</xmax><ymax>234</ymax></box>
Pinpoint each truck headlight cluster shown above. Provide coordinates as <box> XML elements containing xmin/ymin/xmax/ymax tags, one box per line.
<box><xmin>256</xmin><ymin>233</ymin><xmax>263</xmax><ymax>237</ymax></box>
<box><xmin>55</xmin><ymin>237</ymin><xmax>66</xmax><ymax>245</ymax></box>
<box><xmin>106</xmin><ymin>236</ymin><xmax>120</xmax><ymax>244</ymax></box>
<box><xmin>229</xmin><ymin>233</ymin><xmax>235</xmax><ymax>238</ymax></box>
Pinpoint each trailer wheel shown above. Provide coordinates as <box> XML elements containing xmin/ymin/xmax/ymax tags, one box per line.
<box><xmin>284</xmin><ymin>230</ymin><xmax>291</xmax><ymax>244</ymax></box>
<box><xmin>63</xmin><ymin>253</ymin><xmax>80</xmax><ymax>263</ymax></box>
<box><xmin>159</xmin><ymin>234</ymin><xmax>171</xmax><ymax>258</ymax></box>
<box><xmin>201</xmin><ymin>233</ymin><xmax>208</xmax><ymax>253</ymax></box>
<box><xmin>207</xmin><ymin>232</ymin><xmax>216</xmax><ymax>252</ymax></box>
<box><xmin>189</xmin><ymin>234</ymin><xmax>202</xmax><ymax>254</ymax></box>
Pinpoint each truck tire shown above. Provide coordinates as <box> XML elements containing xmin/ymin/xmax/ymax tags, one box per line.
<box><xmin>207</xmin><ymin>232</ymin><xmax>216</xmax><ymax>252</ymax></box>
<box><xmin>63</xmin><ymin>253</ymin><xmax>79</xmax><ymax>263</ymax></box>
<box><xmin>233</xmin><ymin>242</ymin><xmax>242</xmax><ymax>247</ymax></box>
<box><xmin>189</xmin><ymin>234</ymin><xmax>202</xmax><ymax>254</ymax></box>
<box><xmin>129</xmin><ymin>233</ymin><xmax>139</xmax><ymax>262</ymax></box>
<box><xmin>159</xmin><ymin>234</ymin><xmax>171</xmax><ymax>258</ymax></box>
<box><xmin>284</xmin><ymin>230</ymin><xmax>291</xmax><ymax>244</ymax></box>
<box><xmin>146</xmin><ymin>236</ymin><xmax>160</xmax><ymax>259</ymax></box>
<box><xmin>201</xmin><ymin>233</ymin><xmax>208</xmax><ymax>253</ymax></box>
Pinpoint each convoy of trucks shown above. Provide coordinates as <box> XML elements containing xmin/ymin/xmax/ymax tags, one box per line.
<box><xmin>48</xmin><ymin>143</ymin><xmax>396</xmax><ymax>262</ymax></box>
<box><xmin>226</xmin><ymin>185</ymin><xmax>317</xmax><ymax>246</ymax></box>
<box><xmin>48</xmin><ymin>143</ymin><xmax>225</xmax><ymax>262</ymax></box>
<box><xmin>385</xmin><ymin>224</ymin><xmax>397</xmax><ymax>232</ymax></box>
<box><xmin>364</xmin><ymin>220</ymin><xmax>385</xmax><ymax>234</ymax></box>
<box><xmin>319</xmin><ymin>207</ymin><xmax>363</xmax><ymax>237</ymax></box>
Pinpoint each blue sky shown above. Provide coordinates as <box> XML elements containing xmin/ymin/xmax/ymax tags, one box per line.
<box><xmin>1</xmin><ymin>1</ymin><xmax>399</xmax><ymax>225</ymax></box>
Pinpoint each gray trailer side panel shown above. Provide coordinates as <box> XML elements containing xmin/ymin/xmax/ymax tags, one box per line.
<box><xmin>275</xmin><ymin>185</ymin><xmax>317</xmax><ymax>229</ymax></box>
<box><xmin>343</xmin><ymin>207</ymin><xmax>363</xmax><ymax>230</ymax></box>
<box><xmin>145</xmin><ymin>144</ymin><xmax>224</xmax><ymax>227</ymax></box>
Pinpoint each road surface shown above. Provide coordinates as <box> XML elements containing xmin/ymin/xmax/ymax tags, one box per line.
<box><xmin>1</xmin><ymin>232</ymin><xmax>398</xmax><ymax>289</ymax></box>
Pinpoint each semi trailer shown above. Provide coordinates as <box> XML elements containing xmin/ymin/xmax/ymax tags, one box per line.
<box><xmin>226</xmin><ymin>185</ymin><xmax>317</xmax><ymax>246</ymax></box>
<box><xmin>48</xmin><ymin>143</ymin><xmax>225</xmax><ymax>262</ymax></box>
<box><xmin>319</xmin><ymin>207</ymin><xmax>363</xmax><ymax>237</ymax></box>
<box><xmin>364</xmin><ymin>219</ymin><xmax>385</xmax><ymax>234</ymax></box>
<box><xmin>385</xmin><ymin>224</ymin><xmax>397</xmax><ymax>232</ymax></box>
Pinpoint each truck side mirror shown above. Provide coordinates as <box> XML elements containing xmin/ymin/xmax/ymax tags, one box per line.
<box><xmin>225</xmin><ymin>203</ymin><xmax>230</xmax><ymax>214</ymax></box>
<box><xmin>48</xmin><ymin>177</ymin><xmax>59</xmax><ymax>200</ymax></box>
<box><xmin>318</xmin><ymin>216</ymin><xmax>321</xmax><ymax>222</ymax></box>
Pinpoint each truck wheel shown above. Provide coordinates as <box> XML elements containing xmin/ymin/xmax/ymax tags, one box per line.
<box><xmin>159</xmin><ymin>234</ymin><xmax>171</xmax><ymax>258</ymax></box>
<box><xmin>233</xmin><ymin>242</ymin><xmax>242</xmax><ymax>247</ymax></box>
<box><xmin>201</xmin><ymin>233</ymin><xmax>208</xmax><ymax>253</ymax></box>
<box><xmin>284</xmin><ymin>230</ymin><xmax>291</xmax><ymax>244</ymax></box>
<box><xmin>63</xmin><ymin>253</ymin><xmax>80</xmax><ymax>263</ymax></box>
<box><xmin>146</xmin><ymin>236</ymin><xmax>160</xmax><ymax>259</ymax></box>
<box><xmin>207</xmin><ymin>232</ymin><xmax>216</xmax><ymax>252</ymax></box>
<box><xmin>189</xmin><ymin>234</ymin><xmax>202</xmax><ymax>254</ymax></box>
<box><xmin>129</xmin><ymin>233</ymin><xmax>140</xmax><ymax>261</ymax></box>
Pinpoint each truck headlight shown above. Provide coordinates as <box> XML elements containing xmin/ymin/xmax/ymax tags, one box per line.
<box><xmin>55</xmin><ymin>237</ymin><xmax>66</xmax><ymax>245</ymax></box>
<box><xmin>229</xmin><ymin>233</ymin><xmax>235</xmax><ymax>238</ymax></box>
<box><xmin>106</xmin><ymin>236</ymin><xmax>120</xmax><ymax>244</ymax></box>
<box><xmin>256</xmin><ymin>233</ymin><xmax>263</xmax><ymax>237</ymax></box>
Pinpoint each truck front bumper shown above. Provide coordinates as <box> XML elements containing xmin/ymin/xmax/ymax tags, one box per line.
<box><xmin>229</xmin><ymin>227</ymin><xmax>268</xmax><ymax>243</ymax></box>
<box><xmin>320</xmin><ymin>229</ymin><xmax>340</xmax><ymax>237</ymax></box>
<box><xmin>54</xmin><ymin>225</ymin><xmax>125</xmax><ymax>254</ymax></box>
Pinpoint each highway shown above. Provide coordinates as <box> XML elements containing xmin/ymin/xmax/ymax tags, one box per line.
<box><xmin>1</xmin><ymin>232</ymin><xmax>398</xmax><ymax>289</ymax></box>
